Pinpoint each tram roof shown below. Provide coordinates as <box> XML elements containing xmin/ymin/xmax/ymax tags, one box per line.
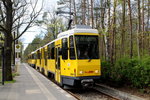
<box><xmin>33</xmin><ymin>27</ymin><xmax>99</xmax><ymax>52</ymax></box>
<box><xmin>57</xmin><ymin>28</ymin><xmax>98</xmax><ymax>38</ymax></box>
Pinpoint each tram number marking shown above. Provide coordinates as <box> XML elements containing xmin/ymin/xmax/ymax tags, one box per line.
<box><xmin>67</xmin><ymin>63</ymin><xmax>70</xmax><ymax>66</ymax></box>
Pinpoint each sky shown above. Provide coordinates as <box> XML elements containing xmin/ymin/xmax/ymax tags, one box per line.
<box><xmin>21</xmin><ymin>0</ymin><xmax>58</xmax><ymax>50</ymax></box>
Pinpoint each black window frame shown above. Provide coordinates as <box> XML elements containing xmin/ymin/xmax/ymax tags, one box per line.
<box><xmin>51</xmin><ymin>43</ymin><xmax>55</xmax><ymax>59</ymax></box>
<box><xmin>69</xmin><ymin>36</ymin><xmax>76</xmax><ymax>60</ymax></box>
<box><xmin>47</xmin><ymin>45</ymin><xmax>51</xmax><ymax>59</ymax></box>
<box><xmin>75</xmin><ymin>35</ymin><xmax>100</xmax><ymax>59</ymax></box>
<box><xmin>62</xmin><ymin>38</ymin><xmax>68</xmax><ymax>60</ymax></box>
<box><xmin>44</xmin><ymin>49</ymin><xmax>47</xmax><ymax>66</ymax></box>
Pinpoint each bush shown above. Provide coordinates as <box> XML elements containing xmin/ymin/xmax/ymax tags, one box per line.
<box><xmin>101</xmin><ymin>61</ymin><xmax>111</xmax><ymax>80</ymax></box>
<box><xmin>130</xmin><ymin>57</ymin><xmax>150</xmax><ymax>88</ymax></box>
<box><xmin>101</xmin><ymin>57</ymin><xmax>150</xmax><ymax>88</ymax></box>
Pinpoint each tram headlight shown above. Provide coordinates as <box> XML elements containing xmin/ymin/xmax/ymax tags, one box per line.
<box><xmin>95</xmin><ymin>70</ymin><xmax>99</xmax><ymax>73</ymax></box>
<box><xmin>79</xmin><ymin>71</ymin><xmax>83</xmax><ymax>74</ymax></box>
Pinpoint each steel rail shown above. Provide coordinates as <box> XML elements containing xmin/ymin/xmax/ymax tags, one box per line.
<box><xmin>94</xmin><ymin>83</ymin><xmax>146</xmax><ymax>100</ymax></box>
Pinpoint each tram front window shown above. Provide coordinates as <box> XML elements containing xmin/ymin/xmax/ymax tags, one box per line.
<box><xmin>75</xmin><ymin>35</ymin><xmax>99</xmax><ymax>59</ymax></box>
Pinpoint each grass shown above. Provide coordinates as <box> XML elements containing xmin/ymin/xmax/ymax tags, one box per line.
<box><xmin>12</xmin><ymin>72</ymin><xmax>20</xmax><ymax>78</ymax></box>
<box><xmin>5</xmin><ymin>80</ymin><xmax>16</xmax><ymax>84</ymax></box>
<box><xmin>5</xmin><ymin>72</ymin><xmax>20</xmax><ymax>84</ymax></box>
<box><xmin>0</xmin><ymin>72</ymin><xmax>19</xmax><ymax>84</ymax></box>
<box><xmin>0</xmin><ymin>68</ymin><xmax>19</xmax><ymax>84</ymax></box>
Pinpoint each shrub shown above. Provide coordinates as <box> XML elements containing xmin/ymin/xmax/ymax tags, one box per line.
<box><xmin>101</xmin><ymin>61</ymin><xmax>111</xmax><ymax>80</ymax></box>
<box><xmin>130</xmin><ymin>57</ymin><xmax>150</xmax><ymax>88</ymax></box>
<box><xmin>101</xmin><ymin>57</ymin><xmax>150</xmax><ymax>88</ymax></box>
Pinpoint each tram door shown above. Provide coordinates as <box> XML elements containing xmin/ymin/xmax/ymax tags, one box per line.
<box><xmin>55</xmin><ymin>46</ymin><xmax>61</xmax><ymax>84</ymax></box>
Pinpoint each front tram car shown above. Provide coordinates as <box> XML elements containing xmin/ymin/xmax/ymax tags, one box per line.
<box><xmin>28</xmin><ymin>25</ymin><xmax>101</xmax><ymax>87</ymax></box>
<box><xmin>57</xmin><ymin>25</ymin><xmax>101</xmax><ymax>87</ymax></box>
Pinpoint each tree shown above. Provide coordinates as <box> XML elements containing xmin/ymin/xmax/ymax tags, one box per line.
<box><xmin>128</xmin><ymin>0</ymin><xmax>133</xmax><ymax>58</ymax></box>
<box><xmin>24</xmin><ymin>35</ymin><xmax>42</xmax><ymax>61</ymax></box>
<box><xmin>37</xmin><ymin>11</ymin><xmax>66</xmax><ymax>40</ymax></box>
<box><xmin>0</xmin><ymin>0</ymin><xmax>42</xmax><ymax>81</ymax></box>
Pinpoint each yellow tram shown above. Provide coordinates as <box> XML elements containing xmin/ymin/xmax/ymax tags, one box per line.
<box><xmin>28</xmin><ymin>25</ymin><xmax>101</xmax><ymax>87</ymax></box>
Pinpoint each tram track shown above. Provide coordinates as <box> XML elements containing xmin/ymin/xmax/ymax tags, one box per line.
<box><xmin>94</xmin><ymin>83</ymin><xmax>146</xmax><ymax>100</ymax></box>
<box><xmin>68</xmin><ymin>87</ymin><xmax>117</xmax><ymax>100</ymax></box>
<box><xmin>36</xmin><ymin>68</ymin><xmax>116</xmax><ymax>100</ymax></box>
<box><xmin>34</xmin><ymin>67</ymin><xmax>120</xmax><ymax>100</ymax></box>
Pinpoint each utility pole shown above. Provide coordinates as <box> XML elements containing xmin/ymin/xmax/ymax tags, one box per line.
<box><xmin>13</xmin><ymin>32</ymin><xmax>15</xmax><ymax>66</ymax></box>
<box><xmin>70</xmin><ymin>0</ymin><xmax>72</xmax><ymax>21</ymax></box>
<box><xmin>91</xmin><ymin>0</ymin><xmax>94</xmax><ymax>28</ymax></box>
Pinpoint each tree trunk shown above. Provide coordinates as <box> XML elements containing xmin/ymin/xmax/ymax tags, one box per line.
<box><xmin>107</xmin><ymin>0</ymin><xmax>111</xmax><ymax>62</ymax></box>
<box><xmin>101</xmin><ymin>0</ymin><xmax>105</xmax><ymax>29</ymax></box>
<box><xmin>137</xmin><ymin>0</ymin><xmax>141</xmax><ymax>59</ymax></box>
<box><xmin>87</xmin><ymin>0</ymin><xmax>90</xmax><ymax>25</ymax></box>
<box><xmin>4</xmin><ymin>35</ymin><xmax>13</xmax><ymax>81</ymax></box>
<box><xmin>110</xmin><ymin>0</ymin><xmax>117</xmax><ymax>64</ymax></box>
<box><xmin>147</xmin><ymin>0</ymin><xmax>150</xmax><ymax>55</ymax></box>
<box><xmin>141</xmin><ymin>0</ymin><xmax>145</xmax><ymax>56</ymax></box>
<box><xmin>128</xmin><ymin>0</ymin><xmax>133</xmax><ymax>58</ymax></box>
<box><xmin>82</xmin><ymin>0</ymin><xmax>86</xmax><ymax>25</ymax></box>
<box><xmin>91</xmin><ymin>0</ymin><xmax>94</xmax><ymax>28</ymax></box>
<box><xmin>73</xmin><ymin>0</ymin><xmax>77</xmax><ymax>24</ymax></box>
<box><xmin>4</xmin><ymin>0</ymin><xmax>13</xmax><ymax>81</ymax></box>
<box><xmin>121</xmin><ymin>0</ymin><xmax>126</xmax><ymax>57</ymax></box>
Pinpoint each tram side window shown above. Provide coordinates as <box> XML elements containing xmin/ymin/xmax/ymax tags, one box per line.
<box><xmin>32</xmin><ymin>54</ymin><xmax>34</xmax><ymax>59</ymax></box>
<box><xmin>62</xmin><ymin>38</ymin><xmax>68</xmax><ymax>59</ymax></box>
<box><xmin>44</xmin><ymin>50</ymin><xmax>47</xmax><ymax>65</ymax></box>
<box><xmin>51</xmin><ymin>43</ymin><xmax>55</xmax><ymax>59</ymax></box>
<box><xmin>47</xmin><ymin>43</ymin><xmax>55</xmax><ymax>59</ymax></box>
<box><xmin>37</xmin><ymin>50</ymin><xmax>40</xmax><ymax>59</ymax></box>
<box><xmin>47</xmin><ymin>45</ymin><xmax>51</xmax><ymax>59</ymax></box>
<box><xmin>31</xmin><ymin>54</ymin><xmax>33</xmax><ymax>59</ymax></box>
<box><xmin>33</xmin><ymin>54</ymin><xmax>36</xmax><ymax>59</ymax></box>
<box><xmin>69</xmin><ymin>36</ymin><xmax>75</xmax><ymax>59</ymax></box>
<box><xmin>51</xmin><ymin>47</ymin><xmax>55</xmax><ymax>59</ymax></box>
<box><xmin>41</xmin><ymin>49</ymin><xmax>44</xmax><ymax>59</ymax></box>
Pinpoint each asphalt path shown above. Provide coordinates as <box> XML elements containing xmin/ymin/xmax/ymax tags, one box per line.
<box><xmin>0</xmin><ymin>63</ymin><xmax>77</xmax><ymax>100</ymax></box>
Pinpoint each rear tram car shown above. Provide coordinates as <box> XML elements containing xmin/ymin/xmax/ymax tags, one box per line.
<box><xmin>27</xmin><ymin>51</ymin><xmax>36</xmax><ymax>68</ymax></box>
<box><xmin>28</xmin><ymin>25</ymin><xmax>101</xmax><ymax>87</ymax></box>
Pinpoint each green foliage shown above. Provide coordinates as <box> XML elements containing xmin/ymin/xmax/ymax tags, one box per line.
<box><xmin>23</xmin><ymin>35</ymin><xmax>42</xmax><ymax>61</ymax></box>
<box><xmin>101</xmin><ymin>61</ymin><xmax>111</xmax><ymax>80</ymax></box>
<box><xmin>5</xmin><ymin>80</ymin><xmax>16</xmax><ymax>84</ymax></box>
<box><xmin>12</xmin><ymin>72</ymin><xmax>19</xmax><ymax>78</ymax></box>
<box><xmin>101</xmin><ymin>57</ymin><xmax>150</xmax><ymax>88</ymax></box>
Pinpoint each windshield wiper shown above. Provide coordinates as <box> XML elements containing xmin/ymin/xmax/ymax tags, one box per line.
<box><xmin>88</xmin><ymin>59</ymin><xmax>92</xmax><ymax>62</ymax></box>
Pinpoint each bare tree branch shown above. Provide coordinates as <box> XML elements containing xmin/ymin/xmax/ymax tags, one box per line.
<box><xmin>13</xmin><ymin>0</ymin><xmax>43</xmax><ymax>41</ymax></box>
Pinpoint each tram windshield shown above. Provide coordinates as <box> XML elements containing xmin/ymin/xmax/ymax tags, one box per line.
<box><xmin>75</xmin><ymin>35</ymin><xmax>99</xmax><ymax>59</ymax></box>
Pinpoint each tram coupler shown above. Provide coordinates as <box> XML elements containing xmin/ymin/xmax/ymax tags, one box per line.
<box><xmin>81</xmin><ymin>79</ymin><xmax>94</xmax><ymax>88</ymax></box>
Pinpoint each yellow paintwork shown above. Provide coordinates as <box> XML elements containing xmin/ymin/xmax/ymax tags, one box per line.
<box><xmin>40</xmin><ymin>48</ymin><xmax>45</xmax><ymax>72</ymax></box>
<box><xmin>76</xmin><ymin>59</ymin><xmax>101</xmax><ymax>76</ymax></box>
<box><xmin>47</xmin><ymin>59</ymin><xmax>55</xmax><ymax>73</ymax></box>
<box><xmin>55</xmin><ymin>39</ymin><xmax>61</xmax><ymax>83</ymax></box>
<box><xmin>36</xmin><ymin>49</ymin><xmax>42</xmax><ymax>70</ymax></box>
<box><xmin>43</xmin><ymin>46</ymin><xmax>48</xmax><ymax>75</ymax></box>
<box><xmin>28</xmin><ymin>54</ymin><xmax>36</xmax><ymax>66</ymax></box>
<box><xmin>74</xmin><ymin>33</ymin><xmax>98</xmax><ymax>36</ymax></box>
